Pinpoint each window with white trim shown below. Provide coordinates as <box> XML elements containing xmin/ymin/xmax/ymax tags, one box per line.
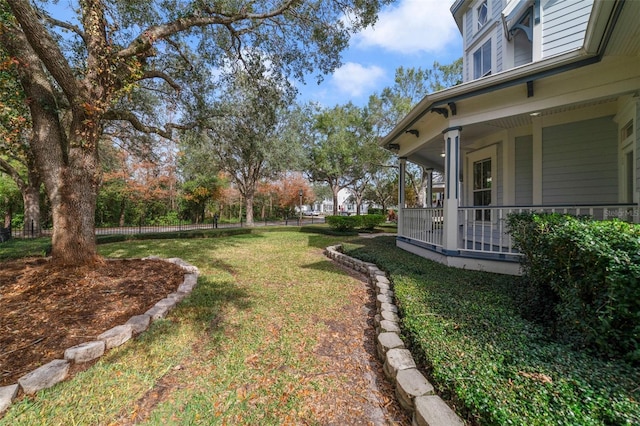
<box><xmin>473</xmin><ymin>40</ymin><xmax>492</xmax><ymax>79</ymax></box>
<box><xmin>477</xmin><ymin>0</ymin><xmax>488</xmax><ymax>31</ymax></box>
<box><xmin>473</xmin><ymin>158</ymin><xmax>492</xmax><ymax>221</ymax></box>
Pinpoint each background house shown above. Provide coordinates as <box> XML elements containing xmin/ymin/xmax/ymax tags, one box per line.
<box><xmin>381</xmin><ymin>0</ymin><xmax>640</xmax><ymax>274</ymax></box>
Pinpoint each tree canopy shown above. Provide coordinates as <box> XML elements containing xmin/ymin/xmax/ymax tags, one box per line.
<box><xmin>0</xmin><ymin>0</ymin><xmax>391</xmax><ymax>264</ymax></box>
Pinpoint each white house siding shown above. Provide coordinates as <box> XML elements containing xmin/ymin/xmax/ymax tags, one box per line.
<box><xmin>541</xmin><ymin>0</ymin><xmax>594</xmax><ymax>58</ymax></box>
<box><xmin>513</xmin><ymin>30</ymin><xmax>533</xmax><ymax>66</ymax></box>
<box><xmin>492</xmin><ymin>0</ymin><xmax>504</xmax><ymax>73</ymax></box>
<box><xmin>542</xmin><ymin>116</ymin><xmax>618</xmax><ymax>205</ymax></box>
<box><xmin>462</xmin><ymin>0</ymin><xmax>505</xmax><ymax>82</ymax></box>
<box><xmin>515</xmin><ymin>135</ymin><xmax>534</xmax><ymax>205</ymax></box>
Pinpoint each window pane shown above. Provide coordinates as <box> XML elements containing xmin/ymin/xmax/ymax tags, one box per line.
<box><xmin>473</xmin><ymin>49</ymin><xmax>482</xmax><ymax>79</ymax></box>
<box><xmin>477</xmin><ymin>1</ymin><xmax>487</xmax><ymax>29</ymax></box>
<box><xmin>472</xmin><ymin>157</ymin><xmax>492</xmax><ymax>221</ymax></box>
<box><xmin>483</xmin><ymin>159</ymin><xmax>491</xmax><ymax>189</ymax></box>
<box><xmin>474</xmin><ymin>161</ymin><xmax>482</xmax><ymax>190</ymax></box>
<box><xmin>482</xmin><ymin>41</ymin><xmax>491</xmax><ymax>75</ymax></box>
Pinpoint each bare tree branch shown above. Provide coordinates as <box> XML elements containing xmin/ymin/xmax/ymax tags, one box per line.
<box><xmin>103</xmin><ymin>110</ymin><xmax>198</xmax><ymax>140</ymax></box>
<box><xmin>141</xmin><ymin>70</ymin><xmax>181</xmax><ymax>91</ymax></box>
<box><xmin>37</xmin><ymin>9</ymin><xmax>87</xmax><ymax>44</ymax></box>
<box><xmin>116</xmin><ymin>0</ymin><xmax>298</xmax><ymax>59</ymax></box>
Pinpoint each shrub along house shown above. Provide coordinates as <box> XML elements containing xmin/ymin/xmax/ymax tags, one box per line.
<box><xmin>380</xmin><ymin>0</ymin><xmax>640</xmax><ymax>275</ymax></box>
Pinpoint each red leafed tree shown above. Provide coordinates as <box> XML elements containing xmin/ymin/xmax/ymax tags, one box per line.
<box><xmin>271</xmin><ymin>173</ymin><xmax>314</xmax><ymax>215</ymax></box>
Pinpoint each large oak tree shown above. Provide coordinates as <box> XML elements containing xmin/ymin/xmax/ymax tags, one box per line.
<box><xmin>0</xmin><ymin>0</ymin><xmax>390</xmax><ymax>265</ymax></box>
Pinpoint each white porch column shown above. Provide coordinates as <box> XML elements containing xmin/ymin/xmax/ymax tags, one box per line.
<box><xmin>398</xmin><ymin>156</ymin><xmax>407</xmax><ymax>232</ymax></box>
<box><xmin>442</xmin><ymin>127</ymin><xmax>462</xmax><ymax>252</ymax></box>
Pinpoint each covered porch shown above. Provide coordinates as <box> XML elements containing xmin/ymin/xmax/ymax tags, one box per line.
<box><xmin>386</xmin><ymin>26</ymin><xmax>640</xmax><ymax>275</ymax></box>
<box><xmin>397</xmin><ymin>203</ymin><xmax>639</xmax><ymax>275</ymax></box>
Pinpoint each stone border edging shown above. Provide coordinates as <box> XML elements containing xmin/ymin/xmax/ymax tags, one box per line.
<box><xmin>0</xmin><ymin>257</ymin><xmax>199</xmax><ymax>415</ymax></box>
<box><xmin>324</xmin><ymin>244</ymin><xmax>465</xmax><ymax>426</ymax></box>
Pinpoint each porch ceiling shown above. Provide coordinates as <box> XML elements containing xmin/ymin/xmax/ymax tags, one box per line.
<box><xmin>405</xmin><ymin>97</ymin><xmax>621</xmax><ymax>170</ymax></box>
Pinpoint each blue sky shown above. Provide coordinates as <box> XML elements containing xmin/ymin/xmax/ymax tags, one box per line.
<box><xmin>47</xmin><ymin>0</ymin><xmax>461</xmax><ymax>109</ymax></box>
<box><xmin>296</xmin><ymin>0</ymin><xmax>463</xmax><ymax>107</ymax></box>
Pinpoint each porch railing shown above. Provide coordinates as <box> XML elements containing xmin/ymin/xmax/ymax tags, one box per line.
<box><xmin>400</xmin><ymin>204</ymin><xmax>639</xmax><ymax>256</ymax></box>
<box><xmin>400</xmin><ymin>207</ymin><xmax>444</xmax><ymax>247</ymax></box>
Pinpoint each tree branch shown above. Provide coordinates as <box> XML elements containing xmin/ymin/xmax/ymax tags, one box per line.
<box><xmin>141</xmin><ymin>70</ymin><xmax>181</xmax><ymax>91</ymax></box>
<box><xmin>4</xmin><ymin>0</ymin><xmax>80</xmax><ymax>101</ymax></box>
<box><xmin>116</xmin><ymin>0</ymin><xmax>299</xmax><ymax>59</ymax></box>
<box><xmin>103</xmin><ymin>110</ymin><xmax>197</xmax><ymax>140</ymax></box>
<box><xmin>0</xmin><ymin>156</ymin><xmax>26</xmax><ymax>191</ymax></box>
<box><xmin>37</xmin><ymin>9</ymin><xmax>87</xmax><ymax>44</ymax></box>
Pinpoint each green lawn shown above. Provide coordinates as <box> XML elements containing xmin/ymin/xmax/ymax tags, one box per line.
<box><xmin>2</xmin><ymin>229</ymin><xmax>638</xmax><ymax>425</ymax></box>
<box><xmin>1</xmin><ymin>229</ymin><xmax>368</xmax><ymax>425</ymax></box>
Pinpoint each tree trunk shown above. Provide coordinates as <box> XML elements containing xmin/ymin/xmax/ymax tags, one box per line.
<box><xmin>119</xmin><ymin>198</ymin><xmax>126</xmax><ymax>227</ymax></box>
<box><xmin>22</xmin><ymin>184</ymin><xmax>41</xmax><ymax>238</ymax></box>
<box><xmin>2</xmin><ymin>25</ymin><xmax>100</xmax><ymax>265</ymax></box>
<box><xmin>416</xmin><ymin>167</ymin><xmax>430</xmax><ymax>208</ymax></box>
<box><xmin>3</xmin><ymin>199</ymin><xmax>11</xmax><ymax>228</ymax></box>
<box><xmin>332</xmin><ymin>185</ymin><xmax>340</xmax><ymax>216</ymax></box>
<box><xmin>49</xmin><ymin>157</ymin><xmax>100</xmax><ymax>265</ymax></box>
<box><xmin>245</xmin><ymin>192</ymin><xmax>255</xmax><ymax>226</ymax></box>
<box><xmin>355</xmin><ymin>195</ymin><xmax>363</xmax><ymax>215</ymax></box>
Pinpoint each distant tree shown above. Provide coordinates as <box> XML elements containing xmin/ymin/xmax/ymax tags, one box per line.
<box><xmin>368</xmin><ymin>60</ymin><xmax>462</xmax><ymax>207</ymax></box>
<box><xmin>98</xmin><ymin>146</ymin><xmax>178</xmax><ymax>226</ymax></box>
<box><xmin>0</xmin><ymin>50</ymin><xmax>42</xmax><ymax>235</ymax></box>
<box><xmin>305</xmin><ymin>103</ymin><xmax>383</xmax><ymax>215</ymax></box>
<box><xmin>0</xmin><ymin>173</ymin><xmax>20</xmax><ymax>227</ymax></box>
<box><xmin>199</xmin><ymin>67</ymin><xmax>302</xmax><ymax>226</ymax></box>
<box><xmin>180</xmin><ymin>176</ymin><xmax>222</xmax><ymax>223</ymax></box>
<box><xmin>363</xmin><ymin>167</ymin><xmax>397</xmax><ymax>213</ymax></box>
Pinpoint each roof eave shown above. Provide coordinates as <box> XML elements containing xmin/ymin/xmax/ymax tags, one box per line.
<box><xmin>380</xmin><ymin>49</ymin><xmax>594</xmax><ymax>150</ymax></box>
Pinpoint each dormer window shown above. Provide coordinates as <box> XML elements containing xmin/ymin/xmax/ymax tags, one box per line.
<box><xmin>477</xmin><ymin>1</ymin><xmax>488</xmax><ymax>30</ymax></box>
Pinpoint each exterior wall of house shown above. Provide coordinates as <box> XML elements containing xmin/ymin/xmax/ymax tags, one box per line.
<box><xmin>462</xmin><ymin>0</ymin><xmax>505</xmax><ymax>82</ymax></box>
<box><xmin>460</xmin><ymin>0</ymin><xmax>594</xmax><ymax>82</ymax></box>
<box><xmin>513</xmin><ymin>31</ymin><xmax>532</xmax><ymax>66</ymax></box>
<box><xmin>493</xmin><ymin>0</ymin><xmax>504</xmax><ymax>73</ymax></box>
<box><xmin>541</xmin><ymin>0</ymin><xmax>594</xmax><ymax>58</ymax></box>
<box><xmin>542</xmin><ymin>116</ymin><xmax>618</xmax><ymax>204</ymax></box>
<box><xmin>514</xmin><ymin>135</ymin><xmax>534</xmax><ymax>204</ymax></box>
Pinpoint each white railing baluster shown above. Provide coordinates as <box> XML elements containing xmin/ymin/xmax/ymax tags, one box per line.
<box><xmin>398</xmin><ymin>203</ymin><xmax>638</xmax><ymax>257</ymax></box>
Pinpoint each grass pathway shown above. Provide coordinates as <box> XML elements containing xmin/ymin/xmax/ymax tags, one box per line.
<box><xmin>1</xmin><ymin>231</ymin><xmax>408</xmax><ymax>425</ymax></box>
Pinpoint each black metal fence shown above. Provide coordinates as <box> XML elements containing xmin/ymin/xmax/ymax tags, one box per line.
<box><xmin>6</xmin><ymin>215</ymin><xmax>326</xmax><ymax>240</ymax></box>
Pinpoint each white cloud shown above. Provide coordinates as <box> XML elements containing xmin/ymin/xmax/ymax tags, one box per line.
<box><xmin>331</xmin><ymin>62</ymin><xmax>386</xmax><ymax>98</ymax></box>
<box><xmin>354</xmin><ymin>0</ymin><xmax>459</xmax><ymax>54</ymax></box>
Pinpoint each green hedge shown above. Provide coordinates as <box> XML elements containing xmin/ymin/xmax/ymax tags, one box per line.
<box><xmin>325</xmin><ymin>215</ymin><xmax>361</xmax><ymax>232</ymax></box>
<box><xmin>325</xmin><ymin>214</ymin><xmax>385</xmax><ymax>232</ymax></box>
<box><xmin>342</xmin><ymin>236</ymin><xmax>640</xmax><ymax>425</ymax></box>
<box><xmin>359</xmin><ymin>214</ymin><xmax>385</xmax><ymax>230</ymax></box>
<box><xmin>507</xmin><ymin>212</ymin><xmax>640</xmax><ymax>363</ymax></box>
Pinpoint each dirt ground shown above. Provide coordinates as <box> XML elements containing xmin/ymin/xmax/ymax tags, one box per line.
<box><xmin>0</xmin><ymin>257</ymin><xmax>186</xmax><ymax>388</ymax></box>
<box><xmin>0</xmin><ymin>257</ymin><xmax>411</xmax><ymax>425</ymax></box>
